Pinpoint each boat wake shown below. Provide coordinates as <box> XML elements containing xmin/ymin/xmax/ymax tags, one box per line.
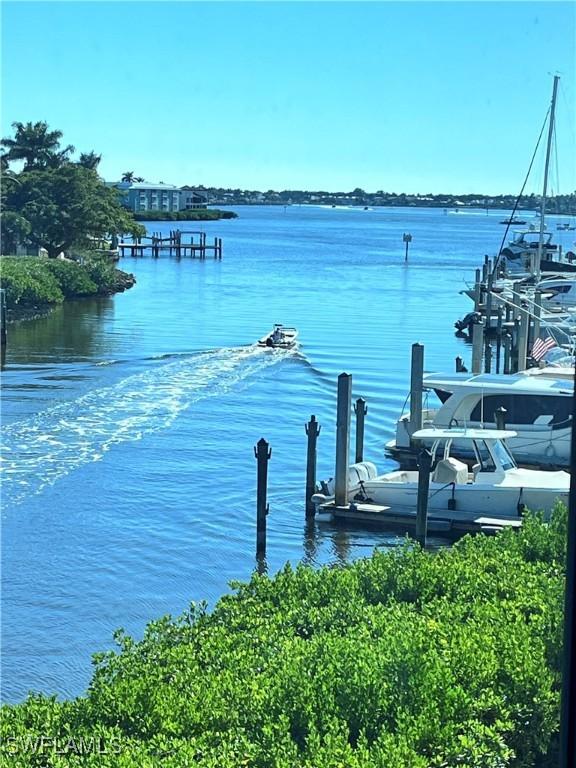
<box><xmin>1</xmin><ymin>345</ymin><xmax>291</xmax><ymax>507</ymax></box>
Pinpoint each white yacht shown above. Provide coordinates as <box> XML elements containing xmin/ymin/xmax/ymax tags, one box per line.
<box><xmin>314</xmin><ymin>428</ymin><xmax>569</xmax><ymax>520</ymax></box>
<box><xmin>386</xmin><ymin>369</ymin><xmax>573</xmax><ymax>468</ymax></box>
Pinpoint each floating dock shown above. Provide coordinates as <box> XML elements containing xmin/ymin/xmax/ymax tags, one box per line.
<box><xmin>318</xmin><ymin>501</ymin><xmax>523</xmax><ymax>538</ymax></box>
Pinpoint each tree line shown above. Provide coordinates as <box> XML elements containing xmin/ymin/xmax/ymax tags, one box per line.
<box><xmin>1</xmin><ymin>121</ymin><xmax>145</xmax><ymax>258</ymax></box>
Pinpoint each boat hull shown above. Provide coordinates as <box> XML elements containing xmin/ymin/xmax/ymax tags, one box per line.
<box><xmin>360</xmin><ymin>476</ymin><xmax>567</xmax><ymax>519</ymax></box>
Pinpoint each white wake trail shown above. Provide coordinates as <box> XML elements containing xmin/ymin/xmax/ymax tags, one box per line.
<box><xmin>1</xmin><ymin>346</ymin><xmax>286</xmax><ymax>506</ymax></box>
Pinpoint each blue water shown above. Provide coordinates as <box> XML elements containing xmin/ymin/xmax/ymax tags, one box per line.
<box><xmin>2</xmin><ymin>205</ymin><xmax>575</xmax><ymax>702</ymax></box>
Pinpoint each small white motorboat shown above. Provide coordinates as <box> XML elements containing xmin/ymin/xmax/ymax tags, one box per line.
<box><xmin>257</xmin><ymin>324</ymin><xmax>299</xmax><ymax>349</ymax></box>
<box><xmin>313</xmin><ymin>427</ymin><xmax>569</xmax><ymax>520</ymax></box>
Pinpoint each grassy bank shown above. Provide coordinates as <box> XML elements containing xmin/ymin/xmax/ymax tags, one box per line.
<box><xmin>0</xmin><ymin>255</ymin><xmax>135</xmax><ymax>310</ymax></box>
<box><xmin>132</xmin><ymin>209</ymin><xmax>237</xmax><ymax>221</ymax></box>
<box><xmin>0</xmin><ymin>505</ymin><xmax>567</xmax><ymax>767</ymax></box>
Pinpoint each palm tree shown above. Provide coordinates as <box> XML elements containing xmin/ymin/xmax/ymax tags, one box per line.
<box><xmin>134</xmin><ymin>176</ymin><xmax>145</xmax><ymax>183</ymax></box>
<box><xmin>1</xmin><ymin>121</ymin><xmax>74</xmax><ymax>170</ymax></box>
<box><xmin>121</xmin><ymin>171</ymin><xmax>135</xmax><ymax>182</ymax></box>
<box><xmin>77</xmin><ymin>151</ymin><xmax>102</xmax><ymax>170</ymax></box>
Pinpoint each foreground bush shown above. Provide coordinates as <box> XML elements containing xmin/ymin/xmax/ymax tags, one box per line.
<box><xmin>0</xmin><ymin>255</ymin><xmax>134</xmax><ymax>308</ymax></box>
<box><xmin>0</xmin><ymin>505</ymin><xmax>568</xmax><ymax>767</ymax></box>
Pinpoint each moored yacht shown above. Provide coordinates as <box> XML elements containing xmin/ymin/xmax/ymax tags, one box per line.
<box><xmin>314</xmin><ymin>428</ymin><xmax>569</xmax><ymax>520</ymax></box>
<box><xmin>386</xmin><ymin>369</ymin><xmax>573</xmax><ymax>468</ymax></box>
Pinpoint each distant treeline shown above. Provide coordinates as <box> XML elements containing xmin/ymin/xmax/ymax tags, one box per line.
<box><xmin>200</xmin><ymin>186</ymin><xmax>576</xmax><ymax>213</ymax></box>
<box><xmin>133</xmin><ymin>209</ymin><xmax>238</xmax><ymax>222</ymax></box>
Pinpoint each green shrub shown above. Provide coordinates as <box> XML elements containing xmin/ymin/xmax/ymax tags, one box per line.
<box><xmin>0</xmin><ymin>254</ymin><xmax>133</xmax><ymax>307</ymax></box>
<box><xmin>0</xmin><ymin>257</ymin><xmax>64</xmax><ymax>306</ymax></box>
<box><xmin>0</xmin><ymin>506</ymin><xmax>568</xmax><ymax>767</ymax></box>
<box><xmin>43</xmin><ymin>258</ymin><xmax>98</xmax><ymax>297</ymax></box>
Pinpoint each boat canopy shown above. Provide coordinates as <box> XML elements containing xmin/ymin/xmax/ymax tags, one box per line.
<box><xmin>412</xmin><ymin>427</ymin><xmax>518</xmax><ymax>441</ymax></box>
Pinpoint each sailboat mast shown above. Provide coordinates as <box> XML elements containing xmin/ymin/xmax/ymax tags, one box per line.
<box><xmin>536</xmin><ymin>74</ymin><xmax>560</xmax><ymax>281</ymax></box>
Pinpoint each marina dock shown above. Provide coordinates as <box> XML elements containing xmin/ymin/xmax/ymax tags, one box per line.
<box><xmin>318</xmin><ymin>501</ymin><xmax>523</xmax><ymax>538</ymax></box>
<box><xmin>119</xmin><ymin>230</ymin><xmax>223</xmax><ymax>259</ymax></box>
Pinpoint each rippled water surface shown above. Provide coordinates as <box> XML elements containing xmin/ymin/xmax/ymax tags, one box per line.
<box><xmin>3</xmin><ymin>205</ymin><xmax>574</xmax><ymax>701</ymax></box>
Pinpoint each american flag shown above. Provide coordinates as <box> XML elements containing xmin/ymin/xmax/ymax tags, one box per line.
<box><xmin>531</xmin><ymin>333</ymin><xmax>557</xmax><ymax>361</ymax></box>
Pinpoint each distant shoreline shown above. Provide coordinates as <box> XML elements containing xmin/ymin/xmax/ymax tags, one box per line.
<box><xmin>133</xmin><ymin>209</ymin><xmax>237</xmax><ymax>222</ymax></box>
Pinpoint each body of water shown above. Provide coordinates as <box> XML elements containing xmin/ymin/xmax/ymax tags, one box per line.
<box><xmin>2</xmin><ymin>205</ymin><xmax>574</xmax><ymax>702</ymax></box>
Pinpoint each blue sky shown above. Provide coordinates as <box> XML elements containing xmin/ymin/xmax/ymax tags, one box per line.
<box><xmin>1</xmin><ymin>1</ymin><xmax>575</xmax><ymax>194</ymax></box>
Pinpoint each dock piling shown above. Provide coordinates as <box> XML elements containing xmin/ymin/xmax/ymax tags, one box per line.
<box><xmin>495</xmin><ymin>407</ymin><xmax>507</xmax><ymax>431</ymax></box>
<box><xmin>354</xmin><ymin>397</ymin><xmax>367</xmax><ymax>463</ymax></box>
<box><xmin>471</xmin><ymin>319</ymin><xmax>484</xmax><ymax>374</ymax></box>
<box><xmin>409</xmin><ymin>343</ymin><xmax>424</xmax><ymax>440</ymax></box>
<box><xmin>335</xmin><ymin>373</ymin><xmax>352</xmax><ymax>507</ymax></box>
<box><xmin>305</xmin><ymin>416</ymin><xmax>321</xmax><ymax>518</ymax></box>
<box><xmin>416</xmin><ymin>448</ymin><xmax>433</xmax><ymax>547</ymax></box>
<box><xmin>254</xmin><ymin>438</ymin><xmax>271</xmax><ymax>557</ymax></box>
<box><xmin>518</xmin><ymin>310</ymin><xmax>529</xmax><ymax>371</ymax></box>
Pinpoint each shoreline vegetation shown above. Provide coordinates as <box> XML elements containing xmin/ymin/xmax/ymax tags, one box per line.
<box><xmin>0</xmin><ymin>505</ymin><xmax>567</xmax><ymax>766</ymax></box>
<box><xmin>202</xmin><ymin>187</ymin><xmax>576</xmax><ymax>213</ymax></box>
<box><xmin>133</xmin><ymin>209</ymin><xmax>237</xmax><ymax>221</ymax></box>
<box><xmin>0</xmin><ymin>254</ymin><xmax>136</xmax><ymax>316</ymax></box>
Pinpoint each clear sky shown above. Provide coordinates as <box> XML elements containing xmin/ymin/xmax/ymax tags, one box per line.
<box><xmin>1</xmin><ymin>1</ymin><xmax>575</xmax><ymax>195</ymax></box>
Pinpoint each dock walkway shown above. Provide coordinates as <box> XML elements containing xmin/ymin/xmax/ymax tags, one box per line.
<box><xmin>119</xmin><ymin>230</ymin><xmax>223</xmax><ymax>259</ymax></box>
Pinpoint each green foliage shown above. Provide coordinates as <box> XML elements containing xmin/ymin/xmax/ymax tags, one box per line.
<box><xmin>0</xmin><ymin>256</ymin><xmax>134</xmax><ymax>307</ymax></box>
<box><xmin>0</xmin><ymin>257</ymin><xmax>64</xmax><ymax>305</ymax></box>
<box><xmin>2</xmin><ymin>165</ymin><xmax>145</xmax><ymax>258</ymax></box>
<box><xmin>0</xmin><ymin>506</ymin><xmax>568</xmax><ymax>766</ymax></box>
<box><xmin>1</xmin><ymin>121</ymin><xmax>146</xmax><ymax>258</ymax></box>
<box><xmin>132</xmin><ymin>209</ymin><xmax>237</xmax><ymax>221</ymax></box>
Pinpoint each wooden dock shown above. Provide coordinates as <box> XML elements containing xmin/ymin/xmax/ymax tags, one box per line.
<box><xmin>318</xmin><ymin>500</ymin><xmax>523</xmax><ymax>538</ymax></box>
<box><xmin>119</xmin><ymin>230</ymin><xmax>223</xmax><ymax>259</ymax></box>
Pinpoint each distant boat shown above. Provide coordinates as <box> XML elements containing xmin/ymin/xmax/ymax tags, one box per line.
<box><xmin>556</xmin><ymin>222</ymin><xmax>575</xmax><ymax>231</ymax></box>
<box><xmin>257</xmin><ymin>324</ymin><xmax>299</xmax><ymax>349</ymax></box>
<box><xmin>500</xmin><ymin>218</ymin><xmax>527</xmax><ymax>225</ymax></box>
<box><xmin>497</xmin><ymin>76</ymin><xmax>575</xmax><ymax>276</ymax></box>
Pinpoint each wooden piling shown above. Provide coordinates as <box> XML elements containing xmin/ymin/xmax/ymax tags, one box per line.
<box><xmin>334</xmin><ymin>373</ymin><xmax>352</xmax><ymax>507</ymax></box>
<box><xmin>533</xmin><ymin>291</ymin><xmax>542</xmax><ymax>342</ymax></box>
<box><xmin>409</xmin><ymin>343</ymin><xmax>424</xmax><ymax>439</ymax></box>
<box><xmin>416</xmin><ymin>448</ymin><xmax>433</xmax><ymax>547</ymax></box>
<box><xmin>0</xmin><ymin>288</ymin><xmax>7</xmax><ymax>349</ymax></box>
<box><xmin>471</xmin><ymin>320</ymin><xmax>484</xmax><ymax>374</ymax></box>
<box><xmin>254</xmin><ymin>438</ymin><xmax>271</xmax><ymax>557</ymax></box>
<box><xmin>518</xmin><ymin>309</ymin><xmax>529</xmax><ymax>371</ymax></box>
<box><xmin>503</xmin><ymin>332</ymin><xmax>512</xmax><ymax>374</ymax></box>
<box><xmin>354</xmin><ymin>398</ymin><xmax>367</xmax><ymax>463</ymax></box>
<box><xmin>485</xmin><ymin>274</ymin><xmax>493</xmax><ymax>329</ymax></box>
<box><xmin>484</xmin><ymin>341</ymin><xmax>492</xmax><ymax>374</ymax></box>
<box><xmin>305</xmin><ymin>416</ymin><xmax>321</xmax><ymax>518</ymax></box>
<box><xmin>495</xmin><ymin>407</ymin><xmax>507</xmax><ymax>431</ymax></box>
<box><xmin>495</xmin><ymin>307</ymin><xmax>503</xmax><ymax>374</ymax></box>
<box><xmin>473</xmin><ymin>268</ymin><xmax>482</xmax><ymax>312</ymax></box>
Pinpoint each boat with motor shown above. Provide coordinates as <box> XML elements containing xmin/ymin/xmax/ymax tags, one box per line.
<box><xmin>313</xmin><ymin>428</ymin><xmax>569</xmax><ymax>519</ymax></box>
<box><xmin>257</xmin><ymin>324</ymin><xmax>299</xmax><ymax>349</ymax></box>
<box><xmin>500</xmin><ymin>218</ymin><xmax>527</xmax><ymax>225</ymax></box>
<box><xmin>499</xmin><ymin>228</ymin><xmax>576</xmax><ymax>275</ymax></box>
<box><xmin>385</xmin><ymin>369</ymin><xmax>574</xmax><ymax>469</ymax></box>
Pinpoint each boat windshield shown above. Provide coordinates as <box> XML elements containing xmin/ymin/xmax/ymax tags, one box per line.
<box><xmin>472</xmin><ymin>440</ymin><xmax>496</xmax><ymax>472</ymax></box>
<box><xmin>473</xmin><ymin>439</ymin><xmax>516</xmax><ymax>472</ymax></box>
<box><xmin>489</xmin><ymin>439</ymin><xmax>517</xmax><ymax>471</ymax></box>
